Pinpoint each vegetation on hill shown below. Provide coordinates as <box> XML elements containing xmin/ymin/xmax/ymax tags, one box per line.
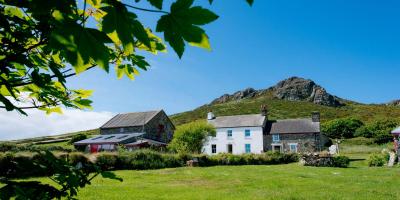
<box><xmin>170</xmin><ymin>92</ymin><xmax>400</xmax><ymax>126</ymax></box>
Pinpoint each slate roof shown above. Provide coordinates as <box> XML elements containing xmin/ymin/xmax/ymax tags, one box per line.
<box><xmin>125</xmin><ymin>139</ymin><xmax>167</xmax><ymax>146</ymax></box>
<box><xmin>391</xmin><ymin>127</ymin><xmax>400</xmax><ymax>134</ymax></box>
<box><xmin>74</xmin><ymin>133</ymin><xmax>144</xmax><ymax>145</ymax></box>
<box><xmin>208</xmin><ymin>114</ymin><xmax>266</xmax><ymax>128</ymax></box>
<box><xmin>101</xmin><ymin>110</ymin><xmax>161</xmax><ymax>129</ymax></box>
<box><xmin>266</xmin><ymin>119</ymin><xmax>320</xmax><ymax>134</ymax></box>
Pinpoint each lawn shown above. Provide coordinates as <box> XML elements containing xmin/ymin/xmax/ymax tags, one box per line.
<box><xmin>27</xmin><ymin>163</ymin><xmax>399</xmax><ymax>200</ymax></box>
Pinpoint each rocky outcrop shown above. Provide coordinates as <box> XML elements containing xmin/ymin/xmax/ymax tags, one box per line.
<box><xmin>269</xmin><ymin>77</ymin><xmax>343</xmax><ymax>107</ymax></box>
<box><xmin>210</xmin><ymin>77</ymin><xmax>344</xmax><ymax>107</ymax></box>
<box><xmin>211</xmin><ymin>88</ymin><xmax>258</xmax><ymax>104</ymax></box>
<box><xmin>387</xmin><ymin>100</ymin><xmax>400</xmax><ymax>106</ymax></box>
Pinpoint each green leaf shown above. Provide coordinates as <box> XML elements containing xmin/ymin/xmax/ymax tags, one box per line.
<box><xmin>39</xmin><ymin>107</ymin><xmax>63</xmax><ymax>115</ymax></box>
<box><xmin>102</xmin><ymin>1</ymin><xmax>151</xmax><ymax>52</ymax></box>
<box><xmin>246</xmin><ymin>0</ymin><xmax>254</xmax><ymax>6</ymax></box>
<box><xmin>147</xmin><ymin>0</ymin><xmax>163</xmax><ymax>10</ymax></box>
<box><xmin>156</xmin><ymin>0</ymin><xmax>218</xmax><ymax>58</ymax></box>
<box><xmin>186</xmin><ymin>6</ymin><xmax>219</xmax><ymax>25</ymax></box>
<box><xmin>50</xmin><ymin>23</ymin><xmax>111</xmax><ymax>73</ymax></box>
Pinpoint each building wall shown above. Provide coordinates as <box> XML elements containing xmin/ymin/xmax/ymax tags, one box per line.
<box><xmin>263</xmin><ymin>132</ymin><xmax>321</xmax><ymax>153</ymax></box>
<box><xmin>99</xmin><ymin>111</ymin><xmax>175</xmax><ymax>143</ymax></box>
<box><xmin>203</xmin><ymin>126</ymin><xmax>264</xmax><ymax>155</ymax></box>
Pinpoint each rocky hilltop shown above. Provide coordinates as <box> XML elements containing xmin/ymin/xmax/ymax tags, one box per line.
<box><xmin>387</xmin><ymin>100</ymin><xmax>400</xmax><ymax>106</ymax></box>
<box><xmin>211</xmin><ymin>77</ymin><xmax>344</xmax><ymax>107</ymax></box>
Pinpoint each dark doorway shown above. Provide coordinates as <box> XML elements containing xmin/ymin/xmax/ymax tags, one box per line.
<box><xmin>227</xmin><ymin>144</ymin><xmax>233</xmax><ymax>153</ymax></box>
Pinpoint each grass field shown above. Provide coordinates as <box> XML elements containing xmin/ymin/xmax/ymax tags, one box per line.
<box><xmin>20</xmin><ymin>161</ymin><xmax>398</xmax><ymax>200</ymax></box>
<box><xmin>74</xmin><ymin>164</ymin><xmax>400</xmax><ymax>200</ymax></box>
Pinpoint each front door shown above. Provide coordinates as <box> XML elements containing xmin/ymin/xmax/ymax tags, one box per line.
<box><xmin>272</xmin><ymin>145</ymin><xmax>282</xmax><ymax>152</ymax></box>
<box><xmin>227</xmin><ymin>144</ymin><xmax>233</xmax><ymax>153</ymax></box>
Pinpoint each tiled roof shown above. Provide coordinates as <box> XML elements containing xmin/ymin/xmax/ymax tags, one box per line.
<box><xmin>208</xmin><ymin>114</ymin><xmax>266</xmax><ymax>128</ymax></box>
<box><xmin>73</xmin><ymin>133</ymin><xmax>144</xmax><ymax>145</ymax></box>
<box><xmin>266</xmin><ymin>119</ymin><xmax>320</xmax><ymax>134</ymax></box>
<box><xmin>124</xmin><ymin>139</ymin><xmax>166</xmax><ymax>146</ymax></box>
<box><xmin>101</xmin><ymin>110</ymin><xmax>161</xmax><ymax>128</ymax></box>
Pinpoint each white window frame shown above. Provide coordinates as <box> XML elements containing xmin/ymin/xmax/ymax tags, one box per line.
<box><xmin>272</xmin><ymin>134</ymin><xmax>280</xmax><ymax>143</ymax></box>
<box><xmin>227</xmin><ymin>130</ymin><xmax>233</xmax><ymax>139</ymax></box>
<box><xmin>289</xmin><ymin>143</ymin><xmax>298</xmax><ymax>153</ymax></box>
<box><xmin>211</xmin><ymin>144</ymin><xmax>217</xmax><ymax>154</ymax></box>
<box><xmin>120</xmin><ymin>127</ymin><xmax>125</xmax><ymax>133</ymax></box>
<box><xmin>244</xmin><ymin>129</ymin><xmax>251</xmax><ymax>138</ymax></box>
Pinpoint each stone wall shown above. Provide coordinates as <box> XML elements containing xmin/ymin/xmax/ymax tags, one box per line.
<box><xmin>263</xmin><ymin>132</ymin><xmax>321</xmax><ymax>153</ymax></box>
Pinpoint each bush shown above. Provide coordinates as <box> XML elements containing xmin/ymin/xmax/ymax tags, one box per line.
<box><xmin>168</xmin><ymin>121</ymin><xmax>216</xmax><ymax>154</ymax></box>
<box><xmin>68</xmin><ymin>152</ymin><xmax>90</xmax><ymax>165</ymax></box>
<box><xmin>95</xmin><ymin>153</ymin><xmax>118</xmax><ymax>170</ymax></box>
<box><xmin>322</xmin><ymin>118</ymin><xmax>364</xmax><ymax>139</ymax></box>
<box><xmin>332</xmin><ymin>156</ymin><xmax>350</xmax><ymax>168</ymax></box>
<box><xmin>367</xmin><ymin>153</ymin><xmax>386</xmax><ymax>167</ymax></box>
<box><xmin>69</xmin><ymin>133</ymin><xmax>87</xmax><ymax>144</ymax></box>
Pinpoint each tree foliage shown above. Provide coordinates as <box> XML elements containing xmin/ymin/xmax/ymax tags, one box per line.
<box><xmin>168</xmin><ymin>121</ymin><xmax>216</xmax><ymax>154</ymax></box>
<box><xmin>0</xmin><ymin>151</ymin><xmax>122</xmax><ymax>199</ymax></box>
<box><xmin>355</xmin><ymin>118</ymin><xmax>399</xmax><ymax>144</ymax></box>
<box><xmin>0</xmin><ymin>0</ymin><xmax>253</xmax><ymax>115</ymax></box>
<box><xmin>322</xmin><ymin>118</ymin><xmax>364</xmax><ymax>139</ymax></box>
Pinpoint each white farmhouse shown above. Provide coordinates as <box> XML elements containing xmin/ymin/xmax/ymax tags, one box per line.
<box><xmin>203</xmin><ymin>106</ymin><xmax>323</xmax><ymax>155</ymax></box>
<box><xmin>202</xmin><ymin>109</ymin><xmax>267</xmax><ymax>154</ymax></box>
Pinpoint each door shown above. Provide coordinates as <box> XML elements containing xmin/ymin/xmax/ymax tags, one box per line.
<box><xmin>227</xmin><ymin>144</ymin><xmax>233</xmax><ymax>153</ymax></box>
<box><xmin>272</xmin><ymin>145</ymin><xmax>282</xmax><ymax>153</ymax></box>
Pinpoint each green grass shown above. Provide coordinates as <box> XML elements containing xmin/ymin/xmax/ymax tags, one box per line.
<box><xmin>25</xmin><ymin>164</ymin><xmax>400</xmax><ymax>200</ymax></box>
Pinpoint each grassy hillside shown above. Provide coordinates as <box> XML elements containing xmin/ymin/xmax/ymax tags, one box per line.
<box><xmin>11</xmin><ymin>129</ymin><xmax>99</xmax><ymax>145</ymax></box>
<box><xmin>170</xmin><ymin>93</ymin><xmax>400</xmax><ymax>126</ymax></box>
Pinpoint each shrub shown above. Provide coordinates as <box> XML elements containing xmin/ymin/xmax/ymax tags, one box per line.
<box><xmin>68</xmin><ymin>152</ymin><xmax>90</xmax><ymax>165</ymax></box>
<box><xmin>0</xmin><ymin>142</ymin><xmax>18</xmax><ymax>152</ymax></box>
<box><xmin>128</xmin><ymin>149</ymin><xmax>166</xmax><ymax>170</ymax></box>
<box><xmin>95</xmin><ymin>153</ymin><xmax>118</xmax><ymax>170</ymax></box>
<box><xmin>69</xmin><ymin>133</ymin><xmax>88</xmax><ymax>144</ymax></box>
<box><xmin>332</xmin><ymin>156</ymin><xmax>350</xmax><ymax>168</ymax></box>
<box><xmin>322</xmin><ymin>118</ymin><xmax>364</xmax><ymax>139</ymax></box>
<box><xmin>367</xmin><ymin>153</ymin><xmax>386</xmax><ymax>167</ymax></box>
<box><xmin>168</xmin><ymin>121</ymin><xmax>216</xmax><ymax>154</ymax></box>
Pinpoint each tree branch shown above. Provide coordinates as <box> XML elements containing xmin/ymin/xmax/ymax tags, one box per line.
<box><xmin>122</xmin><ymin>3</ymin><xmax>169</xmax><ymax>14</ymax></box>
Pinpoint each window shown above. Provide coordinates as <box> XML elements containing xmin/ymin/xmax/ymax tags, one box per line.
<box><xmin>245</xmin><ymin>129</ymin><xmax>251</xmax><ymax>138</ymax></box>
<box><xmin>245</xmin><ymin>144</ymin><xmax>251</xmax><ymax>153</ymax></box>
<box><xmin>227</xmin><ymin>144</ymin><xmax>233</xmax><ymax>153</ymax></box>
<box><xmin>289</xmin><ymin>143</ymin><xmax>298</xmax><ymax>153</ymax></box>
<box><xmin>272</xmin><ymin>134</ymin><xmax>280</xmax><ymax>142</ymax></box>
<box><xmin>227</xmin><ymin>130</ymin><xmax>233</xmax><ymax>138</ymax></box>
<box><xmin>119</xmin><ymin>128</ymin><xmax>125</xmax><ymax>133</ymax></box>
<box><xmin>211</xmin><ymin>144</ymin><xmax>217</xmax><ymax>154</ymax></box>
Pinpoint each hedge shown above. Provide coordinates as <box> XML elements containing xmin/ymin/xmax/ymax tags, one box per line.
<box><xmin>0</xmin><ymin>150</ymin><xmax>299</xmax><ymax>178</ymax></box>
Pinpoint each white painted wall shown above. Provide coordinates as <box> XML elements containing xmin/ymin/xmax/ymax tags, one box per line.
<box><xmin>202</xmin><ymin>126</ymin><xmax>264</xmax><ymax>155</ymax></box>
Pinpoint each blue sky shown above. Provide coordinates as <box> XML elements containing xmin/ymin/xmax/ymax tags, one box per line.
<box><xmin>70</xmin><ymin>0</ymin><xmax>400</xmax><ymax>115</ymax></box>
<box><xmin>3</xmin><ymin>0</ymin><xmax>400</xmax><ymax>140</ymax></box>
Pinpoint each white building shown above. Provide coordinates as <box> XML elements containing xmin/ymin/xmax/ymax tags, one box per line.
<box><xmin>202</xmin><ymin>106</ymin><xmax>322</xmax><ymax>155</ymax></box>
<box><xmin>203</xmin><ymin>111</ymin><xmax>266</xmax><ymax>154</ymax></box>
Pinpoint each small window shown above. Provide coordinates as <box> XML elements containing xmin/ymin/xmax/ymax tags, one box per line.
<box><xmin>211</xmin><ymin>144</ymin><xmax>217</xmax><ymax>154</ymax></box>
<box><xmin>120</xmin><ymin>128</ymin><xmax>125</xmax><ymax>133</ymax></box>
<box><xmin>289</xmin><ymin>143</ymin><xmax>298</xmax><ymax>153</ymax></box>
<box><xmin>227</xmin><ymin>130</ymin><xmax>233</xmax><ymax>138</ymax></box>
<box><xmin>272</xmin><ymin>134</ymin><xmax>280</xmax><ymax>142</ymax></box>
<box><xmin>245</xmin><ymin>144</ymin><xmax>251</xmax><ymax>153</ymax></box>
<box><xmin>245</xmin><ymin>129</ymin><xmax>251</xmax><ymax>138</ymax></box>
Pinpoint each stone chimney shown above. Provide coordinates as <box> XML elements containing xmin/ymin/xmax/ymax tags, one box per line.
<box><xmin>260</xmin><ymin>105</ymin><xmax>268</xmax><ymax>117</ymax></box>
<box><xmin>312</xmin><ymin>111</ymin><xmax>320</xmax><ymax>122</ymax></box>
<box><xmin>207</xmin><ymin>110</ymin><xmax>215</xmax><ymax>120</ymax></box>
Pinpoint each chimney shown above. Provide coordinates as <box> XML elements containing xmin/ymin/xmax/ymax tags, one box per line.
<box><xmin>312</xmin><ymin>111</ymin><xmax>320</xmax><ymax>122</ymax></box>
<box><xmin>260</xmin><ymin>105</ymin><xmax>268</xmax><ymax>116</ymax></box>
<box><xmin>207</xmin><ymin>110</ymin><xmax>215</xmax><ymax>120</ymax></box>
